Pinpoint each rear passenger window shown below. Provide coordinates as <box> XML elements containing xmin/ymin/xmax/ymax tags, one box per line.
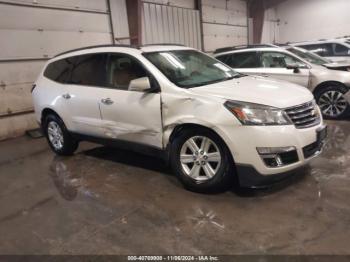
<box><xmin>107</xmin><ymin>55</ymin><xmax>148</xmax><ymax>90</ymax></box>
<box><xmin>303</xmin><ymin>44</ymin><xmax>333</xmax><ymax>56</ymax></box>
<box><xmin>44</xmin><ymin>58</ymin><xmax>74</xmax><ymax>83</ymax></box>
<box><xmin>333</xmin><ymin>44</ymin><xmax>350</xmax><ymax>56</ymax></box>
<box><xmin>70</xmin><ymin>54</ymin><xmax>108</xmax><ymax>86</ymax></box>
<box><xmin>220</xmin><ymin>52</ymin><xmax>261</xmax><ymax>68</ymax></box>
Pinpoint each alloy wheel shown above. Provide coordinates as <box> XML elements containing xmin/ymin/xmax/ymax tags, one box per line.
<box><xmin>180</xmin><ymin>136</ymin><xmax>221</xmax><ymax>182</ymax></box>
<box><xmin>47</xmin><ymin>121</ymin><xmax>64</xmax><ymax>150</ymax></box>
<box><xmin>318</xmin><ymin>90</ymin><xmax>348</xmax><ymax>117</ymax></box>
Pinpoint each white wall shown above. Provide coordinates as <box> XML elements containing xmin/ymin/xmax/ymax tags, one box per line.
<box><xmin>268</xmin><ymin>0</ymin><xmax>350</xmax><ymax>43</ymax></box>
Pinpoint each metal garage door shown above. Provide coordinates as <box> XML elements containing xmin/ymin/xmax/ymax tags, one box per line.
<box><xmin>141</xmin><ymin>2</ymin><xmax>202</xmax><ymax>50</ymax></box>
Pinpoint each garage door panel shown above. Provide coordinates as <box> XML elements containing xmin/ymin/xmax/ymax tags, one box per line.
<box><xmin>0</xmin><ymin>61</ymin><xmax>45</xmax><ymax>85</ymax></box>
<box><xmin>0</xmin><ymin>5</ymin><xmax>110</xmax><ymax>33</ymax></box>
<box><xmin>144</xmin><ymin>0</ymin><xmax>195</xmax><ymax>9</ymax></box>
<box><xmin>0</xmin><ymin>0</ymin><xmax>108</xmax><ymax>12</ymax></box>
<box><xmin>203</xmin><ymin>23</ymin><xmax>247</xmax><ymax>52</ymax></box>
<box><xmin>142</xmin><ymin>2</ymin><xmax>201</xmax><ymax>49</ymax></box>
<box><xmin>0</xmin><ymin>29</ymin><xmax>112</xmax><ymax>60</ymax></box>
<box><xmin>0</xmin><ymin>83</ymin><xmax>34</xmax><ymax>115</ymax></box>
<box><xmin>202</xmin><ymin>4</ymin><xmax>247</xmax><ymax>26</ymax></box>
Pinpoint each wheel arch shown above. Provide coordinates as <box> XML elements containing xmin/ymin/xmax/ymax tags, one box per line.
<box><xmin>165</xmin><ymin>122</ymin><xmax>236</xmax><ymax>166</ymax></box>
<box><xmin>313</xmin><ymin>81</ymin><xmax>348</xmax><ymax>96</ymax></box>
<box><xmin>41</xmin><ymin>108</ymin><xmax>62</xmax><ymax>126</ymax></box>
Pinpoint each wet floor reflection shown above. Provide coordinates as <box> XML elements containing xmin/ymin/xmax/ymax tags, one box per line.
<box><xmin>1</xmin><ymin>121</ymin><xmax>350</xmax><ymax>254</ymax></box>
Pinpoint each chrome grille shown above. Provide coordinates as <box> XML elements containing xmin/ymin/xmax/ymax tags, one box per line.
<box><xmin>285</xmin><ymin>101</ymin><xmax>320</xmax><ymax>129</ymax></box>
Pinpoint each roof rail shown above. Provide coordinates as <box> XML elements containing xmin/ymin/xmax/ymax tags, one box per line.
<box><xmin>141</xmin><ymin>43</ymin><xmax>186</xmax><ymax>47</ymax></box>
<box><xmin>54</xmin><ymin>44</ymin><xmax>139</xmax><ymax>58</ymax></box>
<box><xmin>213</xmin><ymin>44</ymin><xmax>276</xmax><ymax>54</ymax></box>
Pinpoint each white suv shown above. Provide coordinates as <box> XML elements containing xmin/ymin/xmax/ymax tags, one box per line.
<box><xmin>214</xmin><ymin>45</ymin><xmax>350</xmax><ymax>119</ymax></box>
<box><xmin>32</xmin><ymin>44</ymin><xmax>326</xmax><ymax>192</ymax></box>
<box><xmin>292</xmin><ymin>39</ymin><xmax>350</xmax><ymax>63</ymax></box>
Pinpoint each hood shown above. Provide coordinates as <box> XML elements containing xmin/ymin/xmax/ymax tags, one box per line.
<box><xmin>189</xmin><ymin>76</ymin><xmax>314</xmax><ymax>108</ymax></box>
<box><xmin>323</xmin><ymin>62</ymin><xmax>350</xmax><ymax>71</ymax></box>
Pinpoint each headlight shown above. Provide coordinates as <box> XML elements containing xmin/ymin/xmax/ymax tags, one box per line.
<box><xmin>224</xmin><ymin>100</ymin><xmax>292</xmax><ymax>126</ymax></box>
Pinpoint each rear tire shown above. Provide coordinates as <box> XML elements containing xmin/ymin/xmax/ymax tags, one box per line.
<box><xmin>43</xmin><ymin>114</ymin><xmax>78</xmax><ymax>156</ymax></box>
<box><xmin>315</xmin><ymin>84</ymin><xmax>349</xmax><ymax>120</ymax></box>
<box><xmin>170</xmin><ymin>127</ymin><xmax>235</xmax><ymax>193</ymax></box>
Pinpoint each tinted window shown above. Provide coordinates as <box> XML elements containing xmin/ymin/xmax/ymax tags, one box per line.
<box><xmin>334</xmin><ymin>44</ymin><xmax>350</xmax><ymax>56</ymax></box>
<box><xmin>218</xmin><ymin>52</ymin><xmax>261</xmax><ymax>68</ymax></box>
<box><xmin>44</xmin><ymin>58</ymin><xmax>75</xmax><ymax>83</ymax></box>
<box><xmin>107</xmin><ymin>55</ymin><xmax>149</xmax><ymax>90</ymax></box>
<box><xmin>69</xmin><ymin>54</ymin><xmax>108</xmax><ymax>86</ymax></box>
<box><xmin>261</xmin><ymin>52</ymin><xmax>307</xmax><ymax>68</ymax></box>
<box><xmin>301</xmin><ymin>44</ymin><xmax>333</xmax><ymax>56</ymax></box>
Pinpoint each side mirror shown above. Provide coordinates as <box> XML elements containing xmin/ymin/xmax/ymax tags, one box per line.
<box><xmin>286</xmin><ymin>63</ymin><xmax>300</xmax><ymax>73</ymax></box>
<box><xmin>129</xmin><ymin>77</ymin><xmax>152</xmax><ymax>92</ymax></box>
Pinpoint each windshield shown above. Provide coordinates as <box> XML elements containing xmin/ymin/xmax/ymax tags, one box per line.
<box><xmin>287</xmin><ymin>47</ymin><xmax>330</xmax><ymax>65</ymax></box>
<box><xmin>143</xmin><ymin>50</ymin><xmax>240</xmax><ymax>88</ymax></box>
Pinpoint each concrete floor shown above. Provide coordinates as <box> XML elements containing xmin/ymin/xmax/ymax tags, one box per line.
<box><xmin>0</xmin><ymin>120</ymin><xmax>349</xmax><ymax>255</ymax></box>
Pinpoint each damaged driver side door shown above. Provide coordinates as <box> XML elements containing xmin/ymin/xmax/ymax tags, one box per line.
<box><xmin>98</xmin><ymin>53</ymin><xmax>163</xmax><ymax>148</ymax></box>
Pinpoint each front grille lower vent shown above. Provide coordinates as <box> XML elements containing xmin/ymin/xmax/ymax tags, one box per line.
<box><xmin>285</xmin><ymin>101</ymin><xmax>320</xmax><ymax>129</ymax></box>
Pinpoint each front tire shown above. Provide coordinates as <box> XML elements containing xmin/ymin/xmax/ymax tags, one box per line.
<box><xmin>43</xmin><ymin>114</ymin><xmax>78</xmax><ymax>156</ymax></box>
<box><xmin>170</xmin><ymin>128</ymin><xmax>235</xmax><ymax>193</ymax></box>
<box><xmin>315</xmin><ymin>84</ymin><xmax>349</xmax><ymax>119</ymax></box>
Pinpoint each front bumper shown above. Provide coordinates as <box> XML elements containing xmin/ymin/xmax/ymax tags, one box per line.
<box><xmin>218</xmin><ymin>122</ymin><xmax>326</xmax><ymax>188</ymax></box>
<box><xmin>236</xmin><ymin>164</ymin><xmax>308</xmax><ymax>188</ymax></box>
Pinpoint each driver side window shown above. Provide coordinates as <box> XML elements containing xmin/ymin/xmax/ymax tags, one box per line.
<box><xmin>261</xmin><ymin>52</ymin><xmax>307</xmax><ymax>68</ymax></box>
<box><xmin>107</xmin><ymin>54</ymin><xmax>148</xmax><ymax>90</ymax></box>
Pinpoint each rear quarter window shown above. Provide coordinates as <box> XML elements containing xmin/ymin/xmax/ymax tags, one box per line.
<box><xmin>44</xmin><ymin>58</ymin><xmax>75</xmax><ymax>83</ymax></box>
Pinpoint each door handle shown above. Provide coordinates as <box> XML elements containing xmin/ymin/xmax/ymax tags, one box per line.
<box><xmin>62</xmin><ymin>93</ymin><xmax>71</xmax><ymax>99</ymax></box>
<box><xmin>101</xmin><ymin>98</ymin><xmax>114</xmax><ymax>105</ymax></box>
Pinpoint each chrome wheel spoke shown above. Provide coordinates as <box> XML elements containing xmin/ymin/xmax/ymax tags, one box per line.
<box><xmin>200</xmin><ymin>137</ymin><xmax>211</xmax><ymax>152</ymax></box>
<box><xmin>202</xmin><ymin>163</ymin><xmax>215</xmax><ymax>178</ymax></box>
<box><xmin>186</xmin><ymin>138</ymin><xmax>200</xmax><ymax>153</ymax></box>
<box><xmin>189</xmin><ymin>164</ymin><xmax>201</xmax><ymax>179</ymax></box>
<box><xmin>206</xmin><ymin>152</ymin><xmax>221</xmax><ymax>162</ymax></box>
<box><xmin>180</xmin><ymin>154</ymin><xmax>195</xmax><ymax>164</ymax></box>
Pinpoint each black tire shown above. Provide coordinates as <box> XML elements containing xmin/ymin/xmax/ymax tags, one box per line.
<box><xmin>43</xmin><ymin>114</ymin><xmax>79</xmax><ymax>156</ymax></box>
<box><xmin>170</xmin><ymin>127</ymin><xmax>235</xmax><ymax>193</ymax></box>
<box><xmin>314</xmin><ymin>84</ymin><xmax>349</xmax><ymax>120</ymax></box>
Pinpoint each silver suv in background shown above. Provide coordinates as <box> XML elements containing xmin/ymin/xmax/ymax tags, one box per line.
<box><xmin>214</xmin><ymin>45</ymin><xmax>350</xmax><ymax>119</ymax></box>
<box><xmin>292</xmin><ymin>39</ymin><xmax>350</xmax><ymax>63</ymax></box>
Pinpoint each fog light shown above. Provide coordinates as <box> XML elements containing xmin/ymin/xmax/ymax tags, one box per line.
<box><xmin>257</xmin><ymin>147</ymin><xmax>298</xmax><ymax>168</ymax></box>
<box><xmin>257</xmin><ymin>146</ymin><xmax>296</xmax><ymax>154</ymax></box>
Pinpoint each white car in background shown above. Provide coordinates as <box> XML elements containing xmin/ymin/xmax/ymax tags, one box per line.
<box><xmin>292</xmin><ymin>39</ymin><xmax>350</xmax><ymax>63</ymax></box>
<box><xmin>214</xmin><ymin>45</ymin><xmax>350</xmax><ymax>119</ymax></box>
<box><xmin>32</xmin><ymin>44</ymin><xmax>326</xmax><ymax>192</ymax></box>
